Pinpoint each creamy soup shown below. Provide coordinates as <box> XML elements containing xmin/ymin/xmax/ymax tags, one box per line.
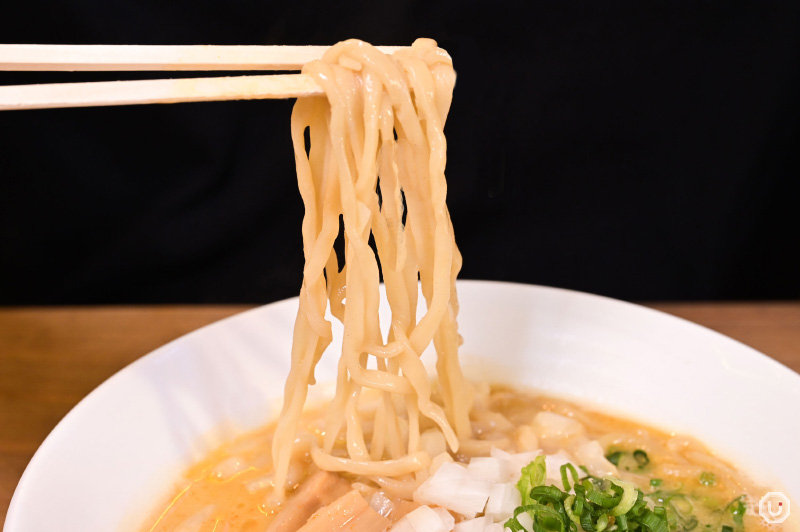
<box><xmin>141</xmin><ymin>386</ymin><xmax>781</xmax><ymax>532</ymax></box>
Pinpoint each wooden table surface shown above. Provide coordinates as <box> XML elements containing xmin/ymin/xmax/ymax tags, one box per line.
<box><xmin>1</xmin><ymin>302</ymin><xmax>799</xmax><ymax>528</ymax></box>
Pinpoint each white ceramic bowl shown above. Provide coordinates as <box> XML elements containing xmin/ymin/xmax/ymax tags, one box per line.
<box><xmin>5</xmin><ymin>281</ymin><xmax>800</xmax><ymax>532</ymax></box>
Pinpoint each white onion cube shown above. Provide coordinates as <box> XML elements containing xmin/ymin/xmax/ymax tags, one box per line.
<box><xmin>369</xmin><ymin>491</ymin><xmax>394</xmax><ymax>517</ymax></box>
<box><xmin>574</xmin><ymin>440</ymin><xmax>617</xmax><ymax>478</ymax></box>
<box><xmin>531</xmin><ymin>412</ymin><xmax>585</xmax><ymax>440</ymax></box>
<box><xmin>391</xmin><ymin>505</ymin><xmax>453</xmax><ymax>532</ymax></box>
<box><xmin>432</xmin><ymin>506</ymin><xmax>456</xmax><ymax>531</ymax></box>
<box><xmin>490</xmin><ymin>448</ymin><xmax>542</xmax><ymax>482</ymax></box>
<box><xmin>413</xmin><ymin>462</ymin><xmax>492</xmax><ymax>518</ymax></box>
<box><xmin>484</xmin><ymin>483</ymin><xmax>521</xmax><ymax>522</ymax></box>
<box><xmin>467</xmin><ymin>457</ymin><xmax>507</xmax><ymax>483</ymax></box>
<box><xmin>454</xmin><ymin>516</ymin><xmax>489</xmax><ymax>532</ymax></box>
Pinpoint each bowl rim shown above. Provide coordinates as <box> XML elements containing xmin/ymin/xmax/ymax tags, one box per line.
<box><xmin>5</xmin><ymin>280</ymin><xmax>799</xmax><ymax>531</ymax></box>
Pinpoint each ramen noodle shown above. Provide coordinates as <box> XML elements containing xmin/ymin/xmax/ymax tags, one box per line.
<box><xmin>270</xmin><ymin>37</ymin><xmax>472</xmax><ymax>499</ymax></box>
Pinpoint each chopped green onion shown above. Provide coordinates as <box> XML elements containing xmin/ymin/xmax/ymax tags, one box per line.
<box><xmin>725</xmin><ymin>495</ymin><xmax>747</xmax><ymax>528</ymax></box>
<box><xmin>504</xmin><ymin>517</ymin><xmax>526</xmax><ymax>532</ymax></box>
<box><xmin>671</xmin><ymin>495</ymin><xmax>694</xmax><ymax>516</ymax></box>
<box><xmin>518</xmin><ymin>455</ymin><xmax>548</xmax><ymax>505</ymax></box>
<box><xmin>537</xmin><ymin>506</ymin><xmax>567</xmax><ymax>532</ymax></box>
<box><xmin>564</xmin><ymin>495</ymin><xmax>582</xmax><ymax>527</ymax></box>
<box><xmin>581</xmin><ymin>509</ymin><xmax>596</xmax><ymax>532</ymax></box>
<box><xmin>634</xmin><ymin>450</ymin><xmax>650</xmax><ymax>467</ymax></box>
<box><xmin>606</xmin><ymin>451</ymin><xmax>623</xmax><ymax>466</ymax></box>
<box><xmin>684</xmin><ymin>516</ymin><xmax>699</xmax><ymax>531</ymax></box>
<box><xmin>561</xmin><ymin>465</ymin><xmax>571</xmax><ymax>492</ymax></box>
<box><xmin>650</xmin><ymin>479</ymin><xmax>663</xmax><ymax>488</ymax></box>
<box><xmin>587</xmin><ymin>487</ymin><xmax>621</xmax><ymax>509</ymax></box>
<box><xmin>508</xmin><ymin>458</ymin><xmax>670</xmax><ymax>532</ymax></box>
<box><xmin>511</xmin><ymin>503</ymin><xmax>567</xmax><ymax>532</ymax></box>
<box><xmin>561</xmin><ymin>463</ymin><xmax>581</xmax><ymax>492</ymax></box>
<box><xmin>642</xmin><ymin>508</ymin><xmax>669</xmax><ymax>532</ymax></box>
<box><xmin>699</xmin><ymin>472</ymin><xmax>716</xmax><ymax>486</ymax></box>
<box><xmin>610</xmin><ymin>479</ymin><xmax>638</xmax><ymax>516</ymax></box>
<box><xmin>595</xmin><ymin>512</ymin><xmax>610</xmax><ymax>532</ymax></box>
<box><xmin>531</xmin><ymin>485</ymin><xmax>569</xmax><ymax>504</ymax></box>
<box><xmin>721</xmin><ymin>526</ymin><xmax>733</xmax><ymax>532</ymax></box>
<box><xmin>631</xmin><ymin>493</ymin><xmax>648</xmax><ymax>515</ymax></box>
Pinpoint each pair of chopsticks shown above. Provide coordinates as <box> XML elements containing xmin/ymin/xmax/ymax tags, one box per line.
<box><xmin>0</xmin><ymin>44</ymin><xmax>402</xmax><ymax>111</ymax></box>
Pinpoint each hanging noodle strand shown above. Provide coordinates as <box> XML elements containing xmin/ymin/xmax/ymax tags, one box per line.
<box><xmin>271</xmin><ymin>39</ymin><xmax>473</xmax><ymax>498</ymax></box>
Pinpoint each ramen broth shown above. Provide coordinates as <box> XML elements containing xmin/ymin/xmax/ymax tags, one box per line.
<box><xmin>141</xmin><ymin>386</ymin><xmax>778</xmax><ymax>532</ymax></box>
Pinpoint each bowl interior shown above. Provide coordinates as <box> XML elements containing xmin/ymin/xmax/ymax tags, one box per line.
<box><xmin>5</xmin><ymin>281</ymin><xmax>799</xmax><ymax>531</ymax></box>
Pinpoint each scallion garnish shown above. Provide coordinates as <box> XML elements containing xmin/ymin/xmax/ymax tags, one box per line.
<box><xmin>560</xmin><ymin>463</ymin><xmax>581</xmax><ymax>492</ymax></box>
<box><xmin>699</xmin><ymin>472</ymin><xmax>716</xmax><ymax>486</ymax></box>
<box><xmin>518</xmin><ymin>455</ymin><xmax>547</xmax><ymax>505</ymax></box>
<box><xmin>725</xmin><ymin>495</ymin><xmax>747</xmax><ymax>528</ymax></box>
<box><xmin>611</xmin><ymin>479</ymin><xmax>638</xmax><ymax>516</ymax></box>
<box><xmin>606</xmin><ymin>449</ymin><xmax>651</xmax><ymax>472</ymax></box>
<box><xmin>505</xmin><ymin>459</ymin><xmax>669</xmax><ymax>532</ymax></box>
<box><xmin>684</xmin><ymin>516</ymin><xmax>699</xmax><ymax>531</ymax></box>
<box><xmin>634</xmin><ymin>450</ymin><xmax>650</xmax><ymax>467</ymax></box>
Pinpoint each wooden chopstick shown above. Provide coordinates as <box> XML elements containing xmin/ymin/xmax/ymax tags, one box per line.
<box><xmin>0</xmin><ymin>44</ymin><xmax>404</xmax><ymax>71</ymax></box>
<box><xmin>0</xmin><ymin>74</ymin><xmax>325</xmax><ymax>110</ymax></box>
<box><xmin>0</xmin><ymin>44</ymin><xmax>407</xmax><ymax>110</ymax></box>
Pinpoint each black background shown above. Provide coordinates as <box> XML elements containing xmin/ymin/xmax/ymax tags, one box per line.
<box><xmin>1</xmin><ymin>1</ymin><xmax>798</xmax><ymax>304</ymax></box>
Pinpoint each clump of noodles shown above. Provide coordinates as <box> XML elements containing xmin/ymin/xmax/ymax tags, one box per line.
<box><xmin>270</xmin><ymin>39</ymin><xmax>474</xmax><ymax>498</ymax></box>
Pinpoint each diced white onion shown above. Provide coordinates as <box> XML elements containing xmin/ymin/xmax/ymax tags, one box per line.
<box><xmin>390</xmin><ymin>505</ymin><xmax>454</xmax><ymax>532</ymax></box>
<box><xmin>515</xmin><ymin>425</ymin><xmax>540</xmax><ymax>452</ymax></box>
<box><xmin>431</xmin><ymin>451</ymin><xmax>455</xmax><ymax>474</ymax></box>
<box><xmin>531</xmin><ymin>412</ymin><xmax>585</xmax><ymax>441</ymax></box>
<box><xmin>453</xmin><ymin>516</ymin><xmax>489</xmax><ymax>532</ymax></box>
<box><xmin>389</xmin><ymin>519</ymin><xmax>416</xmax><ymax>532</ymax></box>
<box><xmin>484</xmin><ymin>483</ymin><xmax>521</xmax><ymax>522</ymax></box>
<box><xmin>485</xmin><ymin>524</ymin><xmax>505</xmax><ymax>532</ymax></box>
<box><xmin>574</xmin><ymin>440</ymin><xmax>618</xmax><ymax>478</ymax></box>
<box><xmin>432</xmin><ymin>506</ymin><xmax>456</xmax><ymax>531</ymax></box>
<box><xmin>413</xmin><ymin>462</ymin><xmax>492</xmax><ymax>518</ymax></box>
<box><xmin>490</xmin><ymin>448</ymin><xmax>542</xmax><ymax>482</ymax></box>
<box><xmin>369</xmin><ymin>490</ymin><xmax>395</xmax><ymax>518</ymax></box>
<box><xmin>467</xmin><ymin>457</ymin><xmax>507</xmax><ymax>483</ymax></box>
